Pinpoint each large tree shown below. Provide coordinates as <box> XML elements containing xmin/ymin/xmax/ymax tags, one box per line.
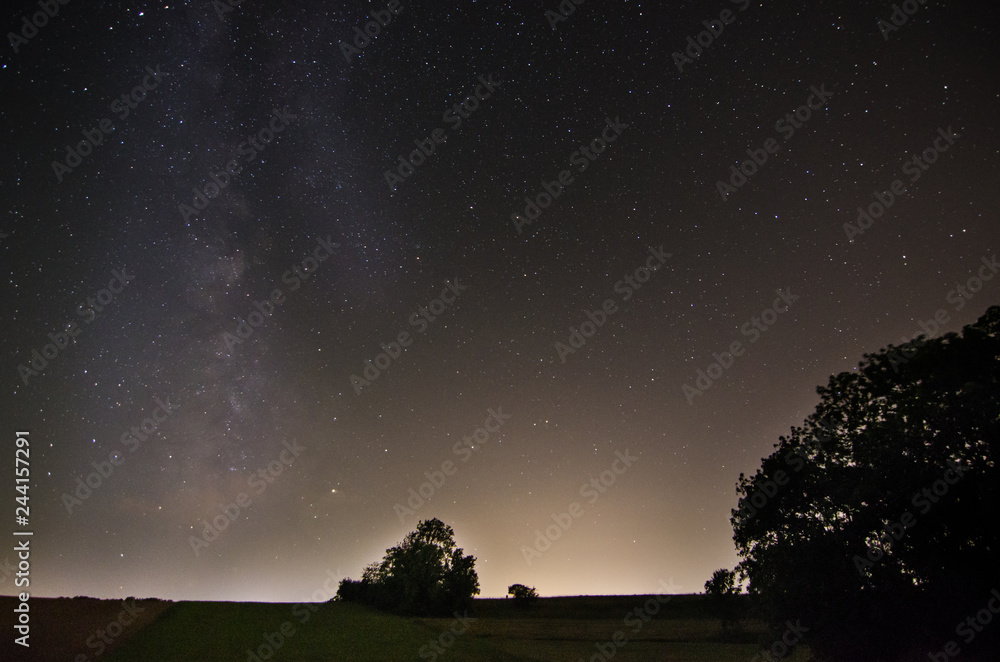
<box><xmin>337</xmin><ymin>518</ymin><xmax>480</xmax><ymax>616</ymax></box>
<box><xmin>732</xmin><ymin>305</ymin><xmax>1000</xmax><ymax>661</ymax></box>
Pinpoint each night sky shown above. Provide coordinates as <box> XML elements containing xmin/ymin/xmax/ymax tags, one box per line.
<box><xmin>2</xmin><ymin>0</ymin><xmax>998</xmax><ymax>602</ymax></box>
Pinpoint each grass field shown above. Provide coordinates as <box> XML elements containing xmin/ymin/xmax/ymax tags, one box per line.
<box><xmin>3</xmin><ymin>594</ymin><xmax>813</xmax><ymax>661</ymax></box>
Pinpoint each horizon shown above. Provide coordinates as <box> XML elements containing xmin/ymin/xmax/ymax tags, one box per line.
<box><xmin>0</xmin><ymin>589</ymin><xmax>713</xmax><ymax>602</ymax></box>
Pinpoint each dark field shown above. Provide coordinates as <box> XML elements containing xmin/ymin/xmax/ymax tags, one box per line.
<box><xmin>2</xmin><ymin>594</ymin><xmax>812</xmax><ymax>661</ymax></box>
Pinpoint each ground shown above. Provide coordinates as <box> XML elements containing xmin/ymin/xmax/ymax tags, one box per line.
<box><xmin>0</xmin><ymin>594</ymin><xmax>813</xmax><ymax>661</ymax></box>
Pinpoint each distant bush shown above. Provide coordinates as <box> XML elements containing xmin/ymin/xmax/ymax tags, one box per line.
<box><xmin>507</xmin><ymin>584</ymin><xmax>539</xmax><ymax>607</ymax></box>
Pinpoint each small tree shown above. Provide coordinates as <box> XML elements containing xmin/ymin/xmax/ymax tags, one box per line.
<box><xmin>507</xmin><ymin>583</ymin><xmax>539</xmax><ymax>607</ymax></box>
<box><xmin>335</xmin><ymin>518</ymin><xmax>480</xmax><ymax>616</ymax></box>
<box><xmin>704</xmin><ymin>568</ymin><xmax>742</xmax><ymax>633</ymax></box>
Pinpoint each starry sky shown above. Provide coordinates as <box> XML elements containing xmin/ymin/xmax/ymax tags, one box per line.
<box><xmin>1</xmin><ymin>0</ymin><xmax>998</xmax><ymax>602</ymax></box>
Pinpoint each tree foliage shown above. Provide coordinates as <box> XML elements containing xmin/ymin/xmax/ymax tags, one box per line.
<box><xmin>507</xmin><ymin>583</ymin><xmax>539</xmax><ymax>607</ymax></box>
<box><xmin>732</xmin><ymin>305</ymin><xmax>1000</xmax><ymax>661</ymax></box>
<box><xmin>703</xmin><ymin>568</ymin><xmax>742</xmax><ymax>632</ymax></box>
<box><xmin>336</xmin><ymin>518</ymin><xmax>480</xmax><ymax>616</ymax></box>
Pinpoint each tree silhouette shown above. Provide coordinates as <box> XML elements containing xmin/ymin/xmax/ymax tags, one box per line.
<box><xmin>336</xmin><ymin>518</ymin><xmax>480</xmax><ymax>616</ymax></box>
<box><xmin>507</xmin><ymin>583</ymin><xmax>539</xmax><ymax>607</ymax></box>
<box><xmin>703</xmin><ymin>568</ymin><xmax>741</xmax><ymax>633</ymax></box>
<box><xmin>731</xmin><ymin>305</ymin><xmax>1000</xmax><ymax>661</ymax></box>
